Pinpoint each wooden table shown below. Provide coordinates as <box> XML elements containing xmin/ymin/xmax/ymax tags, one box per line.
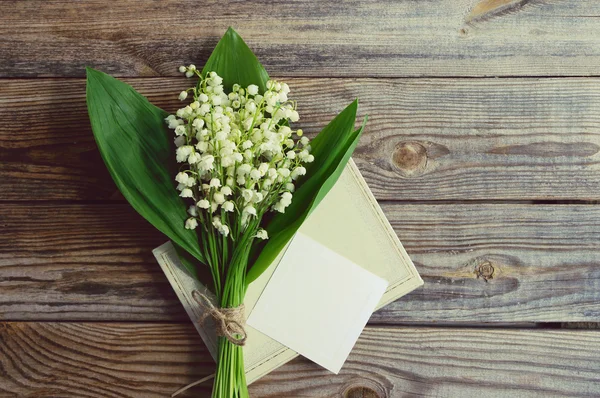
<box><xmin>2</xmin><ymin>1</ymin><xmax>600</xmax><ymax>397</ymax></box>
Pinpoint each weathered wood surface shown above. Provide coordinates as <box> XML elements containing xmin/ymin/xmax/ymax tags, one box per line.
<box><xmin>376</xmin><ymin>203</ymin><xmax>600</xmax><ymax>323</ymax></box>
<box><xmin>2</xmin><ymin>1</ymin><xmax>600</xmax><ymax>78</ymax></box>
<box><xmin>0</xmin><ymin>322</ymin><xmax>214</xmax><ymax>398</ymax></box>
<box><xmin>2</xmin><ymin>0</ymin><xmax>600</xmax><ymax>394</ymax></box>
<box><xmin>3</xmin><ymin>77</ymin><xmax>600</xmax><ymax>202</ymax></box>
<box><xmin>2</xmin><ymin>203</ymin><xmax>599</xmax><ymax>323</ymax></box>
<box><xmin>1</xmin><ymin>323</ymin><xmax>599</xmax><ymax>398</ymax></box>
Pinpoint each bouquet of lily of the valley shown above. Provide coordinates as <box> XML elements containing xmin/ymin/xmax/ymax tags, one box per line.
<box><xmin>86</xmin><ymin>27</ymin><xmax>366</xmax><ymax>398</ymax></box>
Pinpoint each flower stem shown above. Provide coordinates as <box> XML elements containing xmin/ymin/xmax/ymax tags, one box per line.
<box><xmin>211</xmin><ymin>234</ymin><xmax>253</xmax><ymax>398</ymax></box>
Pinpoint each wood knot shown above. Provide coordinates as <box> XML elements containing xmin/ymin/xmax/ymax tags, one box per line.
<box><xmin>392</xmin><ymin>142</ymin><xmax>427</xmax><ymax>177</ymax></box>
<box><xmin>475</xmin><ymin>261</ymin><xmax>495</xmax><ymax>282</ymax></box>
<box><xmin>341</xmin><ymin>379</ymin><xmax>387</xmax><ymax>398</ymax></box>
<box><xmin>344</xmin><ymin>386</ymin><xmax>383</xmax><ymax>398</ymax></box>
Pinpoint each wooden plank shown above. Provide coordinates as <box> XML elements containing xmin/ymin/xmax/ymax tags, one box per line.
<box><xmin>0</xmin><ymin>322</ymin><xmax>214</xmax><ymax>398</ymax></box>
<box><xmin>2</xmin><ymin>77</ymin><xmax>600</xmax><ymax>201</ymax></box>
<box><xmin>0</xmin><ymin>204</ymin><xmax>173</xmax><ymax>321</ymax></box>
<box><xmin>374</xmin><ymin>203</ymin><xmax>600</xmax><ymax>323</ymax></box>
<box><xmin>1</xmin><ymin>1</ymin><xmax>600</xmax><ymax>78</ymax></box>
<box><xmin>255</xmin><ymin>327</ymin><xmax>600</xmax><ymax>398</ymax></box>
<box><xmin>1</xmin><ymin>323</ymin><xmax>599</xmax><ymax>397</ymax></box>
<box><xmin>2</xmin><ymin>203</ymin><xmax>599</xmax><ymax>323</ymax></box>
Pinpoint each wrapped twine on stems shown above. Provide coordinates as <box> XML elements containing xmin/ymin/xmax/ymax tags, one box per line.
<box><xmin>193</xmin><ymin>290</ymin><xmax>247</xmax><ymax>346</ymax></box>
<box><xmin>172</xmin><ymin>290</ymin><xmax>248</xmax><ymax>397</ymax></box>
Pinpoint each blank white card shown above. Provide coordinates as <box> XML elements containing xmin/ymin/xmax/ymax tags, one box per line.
<box><xmin>247</xmin><ymin>232</ymin><xmax>388</xmax><ymax>374</ymax></box>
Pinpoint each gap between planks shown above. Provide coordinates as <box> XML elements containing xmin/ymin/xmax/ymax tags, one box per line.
<box><xmin>2</xmin><ymin>321</ymin><xmax>593</xmax><ymax>330</ymax></box>
<box><xmin>1</xmin><ymin>320</ymin><xmax>592</xmax><ymax>329</ymax></box>
<box><xmin>1</xmin><ymin>199</ymin><xmax>599</xmax><ymax>205</ymax></box>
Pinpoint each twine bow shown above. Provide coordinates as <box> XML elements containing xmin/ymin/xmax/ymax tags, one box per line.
<box><xmin>192</xmin><ymin>290</ymin><xmax>247</xmax><ymax>346</ymax></box>
<box><xmin>171</xmin><ymin>291</ymin><xmax>247</xmax><ymax>396</ymax></box>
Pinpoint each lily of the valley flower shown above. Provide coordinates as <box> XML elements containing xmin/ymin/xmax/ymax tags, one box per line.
<box><xmin>166</xmin><ymin>70</ymin><xmax>314</xmax><ymax>238</ymax></box>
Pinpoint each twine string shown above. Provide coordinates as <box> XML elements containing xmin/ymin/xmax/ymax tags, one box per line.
<box><xmin>171</xmin><ymin>291</ymin><xmax>248</xmax><ymax>396</ymax></box>
<box><xmin>192</xmin><ymin>290</ymin><xmax>247</xmax><ymax>346</ymax></box>
<box><xmin>171</xmin><ymin>373</ymin><xmax>215</xmax><ymax>397</ymax></box>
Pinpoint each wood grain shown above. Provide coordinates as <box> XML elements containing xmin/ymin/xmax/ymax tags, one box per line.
<box><xmin>1</xmin><ymin>323</ymin><xmax>600</xmax><ymax>397</ymax></box>
<box><xmin>375</xmin><ymin>203</ymin><xmax>600</xmax><ymax>323</ymax></box>
<box><xmin>0</xmin><ymin>204</ymin><xmax>174</xmax><ymax>321</ymax></box>
<box><xmin>2</xmin><ymin>203</ymin><xmax>599</xmax><ymax>323</ymax></box>
<box><xmin>254</xmin><ymin>327</ymin><xmax>600</xmax><ymax>398</ymax></box>
<box><xmin>1</xmin><ymin>1</ymin><xmax>600</xmax><ymax>77</ymax></box>
<box><xmin>466</xmin><ymin>0</ymin><xmax>534</xmax><ymax>23</ymax></box>
<box><xmin>0</xmin><ymin>322</ymin><xmax>214</xmax><ymax>398</ymax></box>
<box><xmin>3</xmin><ymin>77</ymin><xmax>600</xmax><ymax>201</ymax></box>
<box><xmin>2</xmin><ymin>0</ymin><xmax>599</xmax><ymax>394</ymax></box>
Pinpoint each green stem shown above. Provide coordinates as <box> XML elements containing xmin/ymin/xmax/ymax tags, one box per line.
<box><xmin>211</xmin><ymin>236</ymin><xmax>252</xmax><ymax>398</ymax></box>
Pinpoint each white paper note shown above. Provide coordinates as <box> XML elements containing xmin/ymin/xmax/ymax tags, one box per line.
<box><xmin>247</xmin><ymin>232</ymin><xmax>388</xmax><ymax>374</ymax></box>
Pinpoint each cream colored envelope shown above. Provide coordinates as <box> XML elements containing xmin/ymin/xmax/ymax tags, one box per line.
<box><xmin>153</xmin><ymin>159</ymin><xmax>423</xmax><ymax>383</ymax></box>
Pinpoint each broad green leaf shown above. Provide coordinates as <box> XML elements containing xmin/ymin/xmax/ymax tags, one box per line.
<box><xmin>86</xmin><ymin>67</ymin><xmax>205</xmax><ymax>266</ymax></box>
<box><xmin>303</xmin><ymin>115</ymin><xmax>368</xmax><ymax>214</ymax></box>
<box><xmin>202</xmin><ymin>28</ymin><xmax>370</xmax><ymax>285</ymax></box>
<box><xmin>246</xmin><ymin>101</ymin><xmax>366</xmax><ymax>284</ymax></box>
<box><xmin>202</xmin><ymin>27</ymin><xmax>270</xmax><ymax>93</ymax></box>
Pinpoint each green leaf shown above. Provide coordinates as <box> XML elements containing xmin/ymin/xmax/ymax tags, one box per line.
<box><xmin>202</xmin><ymin>27</ymin><xmax>270</xmax><ymax>93</ymax></box>
<box><xmin>86</xmin><ymin>67</ymin><xmax>205</xmax><ymax>266</ymax></box>
<box><xmin>246</xmin><ymin>101</ymin><xmax>366</xmax><ymax>284</ymax></box>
